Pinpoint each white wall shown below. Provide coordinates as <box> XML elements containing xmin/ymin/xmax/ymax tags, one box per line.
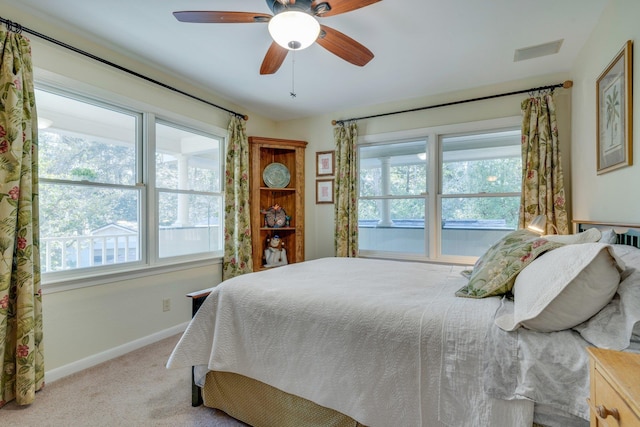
<box><xmin>571</xmin><ymin>0</ymin><xmax>640</xmax><ymax>223</ymax></box>
<box><xmin>278</xmin><ymin>75</ymin><xmax>573</xmax><ymax>260</ymax></box>
<box><xmin>44</xmin><ymin>264</ymin><xmax>221</xmax><ymax>379</ymax></box>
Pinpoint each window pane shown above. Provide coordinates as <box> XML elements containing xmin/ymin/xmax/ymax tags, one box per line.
<box><xmin>442</xmin><ymin>130</ymin><xmax>521</xmax><ymax>194</ymax></box>
<box><xmin>441</xmin><ymin>196</ymin><xmax>519</xmax><ymax>256</ymax></box>
<box><xmin>40</xmin><ymin>183</ymin><xmax>140</xmax><ymax>272</ymax></box>
<box><xmin>359</xmin><ymin>140</ymin><xmax>427</xmax><ymax>197</ymax></box>
<box><xmin>158</xmin><ymin>192</ymin><xmax>222</xmax><ymax>258</ymax></box>
<box><xmin>37</xmin><ymin>89</ymin><xmax>136</xmax><ymax>185</ymax></box>
<box><xmin>358</xmin><ymin>198</ymin><xmax>425</xmax><ymax>254</ymax></box>
<box><xmin>156</xmin><ymin>122</ymin><xmax>221</xmax><ymax>192</ymax></box>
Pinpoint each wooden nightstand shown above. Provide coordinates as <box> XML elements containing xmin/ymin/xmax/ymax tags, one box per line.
<box><xmin>587</xmin><ymin>347</ymin><xmax>640</xmax><ymax>426</ymax></box>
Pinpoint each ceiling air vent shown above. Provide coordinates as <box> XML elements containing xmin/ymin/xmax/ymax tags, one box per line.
<box><xmin>514</xmin><ymin>39</ymin><xmax>564</xmax><ymax>62</ymax></box>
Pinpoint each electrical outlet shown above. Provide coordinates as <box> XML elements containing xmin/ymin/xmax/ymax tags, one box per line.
<box><xmin>162</xmin><ymin>298</ymin><xmax>171</xmax><ymax>312</ymax></box>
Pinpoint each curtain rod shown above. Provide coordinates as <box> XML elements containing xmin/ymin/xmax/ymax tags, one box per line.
<box><xmin>331</xmin><ymin>80</ymin><xmax>573</xmax><ymax>125</ymax></box>
<box><xmin>0</xmin><ymin>16</ymin><xmax>249</xmax><ymax>121</ymax></box>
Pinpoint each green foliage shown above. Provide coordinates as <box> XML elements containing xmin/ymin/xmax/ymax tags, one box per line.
<box><xmin>39</xmin><ymin>132</ymin><xmax>137</xmax><ymax>237</ymax></box>
<box><xmin>39</xmin><ymin>131</ymin><xmax>220</xmax><ymax>240</ymax></box>
<box><xmin>70</xmin><ymin>168</ymin><xmax>98</xmax><ymax>180</ymax></box>
<box><xmin>389</xmin><ymin>164</ymin><xmax>426</xmax><ymax>195</ymax></box>
<box><xmin>359</xmin><ymin>156</ymin><xmax>521</xmax><ymax>227</ymax></box>
<box><xmin>443</xmin><ymin>158</ymin><xmax>521</xmax><ymax>194</ymax></box>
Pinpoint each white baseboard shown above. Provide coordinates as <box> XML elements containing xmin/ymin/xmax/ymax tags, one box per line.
<box><xmin>45</xmin><ymin>322</ymin><xmax>189</xmax><ymax>383</ymax></box>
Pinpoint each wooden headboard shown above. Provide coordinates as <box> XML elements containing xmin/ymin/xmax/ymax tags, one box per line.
<box><xmin>574</xmin><ymin>220</ymin><xmax>640</xmax><ymax>248</ymax></box>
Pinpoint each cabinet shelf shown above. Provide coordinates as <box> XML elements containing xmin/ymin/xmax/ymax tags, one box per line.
<box><xmin>260</xmin><ymin>227</ymin><xmax>296</xmax><ymax>231</ymax></box>
<box><xmin>249</xmin><ymin>136</ymin><xmax>307</xmax><ymax>271</ymax></box>
<box><xmin>260</xmin><ymin>187</ymin><xmax>296</xmax><ymax>192</ymax></box>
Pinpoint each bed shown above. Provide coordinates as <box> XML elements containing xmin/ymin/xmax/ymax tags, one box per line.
<box><xmin>167</xmin><ymin>221</ymin><xmax>640</xmax><ymax>427</ymax></box>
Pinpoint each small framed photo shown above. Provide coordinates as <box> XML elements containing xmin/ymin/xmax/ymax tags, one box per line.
<box><xmin>316</xmin><ymin>151</ymin><xmax>335</xmax><ymax>176</ymax></box>
<box><xmin>316</xmin><ymin>179</ymin><xmax>334</xmax><ymax>204</ymax></box>
<box><xmin>596</xmin><ymin>40</ymin><xmax>633</xmax><ymax>174</ymax></box>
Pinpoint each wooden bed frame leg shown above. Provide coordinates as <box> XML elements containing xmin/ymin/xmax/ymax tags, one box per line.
<box><xmin>192</xmin><ymin>366</ymin><xmax>203</xmax><ymax>406</ymax></box>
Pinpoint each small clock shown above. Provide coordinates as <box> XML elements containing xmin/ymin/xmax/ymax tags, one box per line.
<box><xmin>263</xmin><ymin>204</ymin><xmax>287</xmax><ymax>228</ymax></box>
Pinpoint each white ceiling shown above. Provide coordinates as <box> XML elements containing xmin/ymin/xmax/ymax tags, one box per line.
<box><xmin>6</xmin><ymin>0</ymin><xmax>608</xmax><ymax>121</ymax></box>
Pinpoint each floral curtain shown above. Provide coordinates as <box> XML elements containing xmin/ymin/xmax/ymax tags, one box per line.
<box><xmin>0</xmin><ymin>29</ymin><xmax>44</xmax><ymax>408</ymax></box>
<box><xmin>519</xmin><ymin>93</ymin><xmax>569</xmax><ymax>234</ymax></box>
<box><xmin>334</xmin><ymin>122</ymin><xmax>359</xmax><ymax>257</ymax></box>
<box><xmin>222</xmin><ymin>116</ymin><xmax>252</xmax><ymax>280</ymax></box>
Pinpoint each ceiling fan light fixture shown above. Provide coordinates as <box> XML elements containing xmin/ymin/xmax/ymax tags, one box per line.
<box><xmin>268</xmin><ymin>11</ymin><xmax>320</xmax><ymax>50</ymax></box>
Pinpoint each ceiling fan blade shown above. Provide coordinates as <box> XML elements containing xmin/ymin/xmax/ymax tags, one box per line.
<box><xmin>173</xmin><ymin>11</ymin><xmax>272</xmax><ymax>23</ymax></box>
<box><xmin>312</xmin><ymin>0</ymin><xmax>381</xmax><ymax>17</ymax></box>
<box><xmin>316</xmin><ymin>25</ymin><xmax>373</xmax><ymax>66</ymax></box>
<box><xmin>260</xmin><ymin>42</ymin><xmax>289</xmax><ymax>75</ymax></box>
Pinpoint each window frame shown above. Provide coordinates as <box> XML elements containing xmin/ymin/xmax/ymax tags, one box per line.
<box><xmin>151</xmin><ymin>118</ymin><xmax>225</xmax><ymax>263</ymax></box>
<box><xmin>358</xmin><ymin>139</ymin><xmax>429</xmax><ymax>258</ymax></box>
<box><xmin>358</xmin><ymin>116</ymin><xmax>521</xmax><ymax>265</ymax></box>
<box><xmin>36</xmin><ymin>83</ymin><xmax>227</xmax><ymax>292</ymax></box>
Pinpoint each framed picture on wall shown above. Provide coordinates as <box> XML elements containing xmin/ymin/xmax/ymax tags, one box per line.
<box><xmin>596</xmin><ymin>40</ymin><xmax>633</xmax><ymax>174</ymax></box>
<box><xmin>316</xmin><ymin>151</ymin><xmax>335</xmax><ymax>176</ymax></box>
<box><xmin>316</xmin><ymin>179</ymin><xmax>334</xmax><ymax>204</ymax></box>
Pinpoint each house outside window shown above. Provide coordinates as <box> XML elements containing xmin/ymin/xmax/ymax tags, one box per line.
<box><xmin>36</xmin><ymin>86</ymin><xmax>225</xmax><ymax>286</ymax></box>
<box><xmin>358</xmin><ymin>117</ymin><xmax>521</xmax><ymax>264</ymax></box>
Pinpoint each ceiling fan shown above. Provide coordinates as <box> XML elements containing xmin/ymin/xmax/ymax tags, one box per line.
<box><xmin>173</xmin><ymin>0</ymin><xmax>381</xmax><ymax>75</ymax></box>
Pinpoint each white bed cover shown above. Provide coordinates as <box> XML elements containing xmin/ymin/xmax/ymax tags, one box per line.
<box><xmin>167</xmin><ymin>257</ymin><xmax>533</xmax><ymax>427</ymax></box>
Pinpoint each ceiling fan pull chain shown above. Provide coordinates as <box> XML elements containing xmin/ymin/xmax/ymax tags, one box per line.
<box><xmin>290</xmin><ymin>49</ymin><xmax>297</xmax><ymax>98</ymax></box>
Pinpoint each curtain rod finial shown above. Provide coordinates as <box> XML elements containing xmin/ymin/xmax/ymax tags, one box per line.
<box><xmin>331</xmin><ymin>120</ymin><xmax>337</xmax><ymax>126</ymax></box>
<box><xmin>563</xmin><ymin>80</ymin><xmax>573</xmax><ymax>89</ymax></box>
<box><xmin>243</xmin><ymin>115</ymin><xmax>249</xmax><ymax>121</ymax></box>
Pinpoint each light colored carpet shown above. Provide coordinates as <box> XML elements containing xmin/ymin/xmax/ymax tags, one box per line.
<box><xmin>1</xmin><ymin>334</ymin><xmax>248</xmax><ymax>427</ymax></box>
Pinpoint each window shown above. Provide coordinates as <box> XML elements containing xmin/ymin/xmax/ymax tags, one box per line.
<box><xmin>38</xmin><ymin>90</ymin><xmax>142</xmax><ymax>273</ymax></box>
<box><xmin>155</xmin><ymin>122</ymin><xmax>223</xmax><ymax>258</ymax></box>
<box><xmin>359</xmin><ymin>140</ymin><xmax>428</xmax><ymax>255</ymax></box>
<box><xmin>440</xmin><ymin>130</ymin><xmax>521</xmax><ymax>258</ymax></box>
<box><xmin>358</xmin><ymin>119</ymin><xmax>521</xmax><ymax>263</ymax></box>
<box><xmin>36</xmin><ymin>87</ymin><xmax>225</xmax><ymax>283</ymax></box>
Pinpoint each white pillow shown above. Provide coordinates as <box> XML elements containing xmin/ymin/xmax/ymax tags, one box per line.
<box><xmin>541</xmin><ymin>227</ymin><xmax>601</xmax><ymax>244</ymax></box>
<box><xmin>574</xmin><ymin>244</ymin><xmax>640</xmax><ymax>350</ymax></box>
<box><xmin>494</xmin><ymin>243</ymin><xmax>624</xmax><ymax>332</ymax></box>
<box><xmin>599</xmin><ymin>228</ymin><xmax>618</xmax><ymax>244</ymax></box>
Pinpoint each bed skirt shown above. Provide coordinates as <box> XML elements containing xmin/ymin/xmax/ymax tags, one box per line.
<box><xmin>202</xmin><ymin>371</ymin><xmax>366</xmax><ymax>427</ymax></box>
<box><xmin>202</xmin><ymin>371</ymin><xmax>560</xmax><ymax>427</ymax></box>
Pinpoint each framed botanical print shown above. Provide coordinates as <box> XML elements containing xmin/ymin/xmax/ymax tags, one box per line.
<box><xmin>316</xmin><ymin>179</ymin><xmax>334</xmax><ymax>204</ymax></box>
<box><xmin>596</xmin><ymin>40</ymin><xmax>633</xmax><ymax>174</ymax></box>
<box><xmin>316</xmin><ymin>151</ymin><xmax>335</xmax><ymax>176</ymax></box>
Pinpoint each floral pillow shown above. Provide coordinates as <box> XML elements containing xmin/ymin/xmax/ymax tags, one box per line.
<box><xmin>456</xmin><ymin>229</ymin><xmax>564</xmax><ymax>298</ymax></box>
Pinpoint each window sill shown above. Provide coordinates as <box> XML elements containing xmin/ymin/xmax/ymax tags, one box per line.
<box><xmin>42</xmin><ymin>257</ymin><xmax>223</xmax><ymax>294</ymax></box>
<box><xmin>358</xmin><ymin>252</ymin><xmax>476</xmax><ymax>267</ymax></box>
